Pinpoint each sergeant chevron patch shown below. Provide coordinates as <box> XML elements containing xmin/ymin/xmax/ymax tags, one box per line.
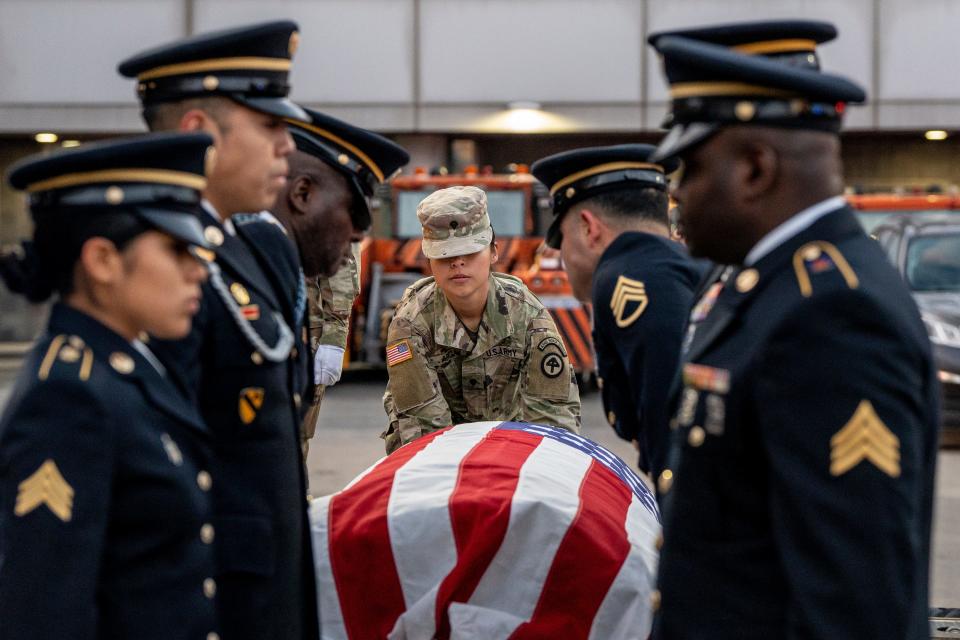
<box><xmin>610</xmin><ymin>276</ymin><xmax>648</xmax><ymax>328</ymax></box>
<box><xmin>830</xmin><ymin>400</ymin><xmax>900</xmax><ymax>478</ymax></box>
<box><xmin>15</xmin><ymin>459</ymin><xmax>74</xmax><ymax>522</ymax></box>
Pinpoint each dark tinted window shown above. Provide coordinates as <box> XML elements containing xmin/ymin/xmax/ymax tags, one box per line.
<box><xmin>906</xmin><ymin>231</ymin><xmax>960</xmax><ymax>292</ymax></box>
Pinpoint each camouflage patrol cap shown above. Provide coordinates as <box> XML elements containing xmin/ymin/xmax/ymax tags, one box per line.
<box><xmin>417</xmin><ymin>186</ymin><xmax>494</xmax><ymax>259</ymax></box>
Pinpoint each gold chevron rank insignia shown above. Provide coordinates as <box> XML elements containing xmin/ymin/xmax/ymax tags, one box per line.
<box><xmin>830</xmin><ymin>400</ymin><xmax>900</xmax><ymax>478</ymax></box>
<box><xmin>610</xmin><ymin>276</ymin><xmax>648</xmax><ymax>328</ymax></box>
<box><xmin>14</xmin><ymin>459</ymin><xmax>74</xmax><ymax>522</ymax></box>
<box><xmin>239</xmin><ymin>387</ymin><xmax>265</xmax><ymax>425</ymax></box>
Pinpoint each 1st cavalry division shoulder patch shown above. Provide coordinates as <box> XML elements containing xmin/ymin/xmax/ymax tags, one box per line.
<box><xmin>386</xmin><ymin>340</ymin><xmax>414</xmax><ymax>367</ymax></box>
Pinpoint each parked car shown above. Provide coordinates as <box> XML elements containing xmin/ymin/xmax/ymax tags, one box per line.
<box><xmin>870</xmin><ymin>214</ymin><xmax>960</xmax><ymax>444</ymax></box>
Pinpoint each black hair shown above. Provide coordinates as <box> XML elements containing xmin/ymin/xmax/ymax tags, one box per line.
<box><xmin>581</xmin><ymin>186</ymin><xmax>670</xmax><ymax>227</ymax></box>
<box><xmin>0</xmin><ymin>209</ymin><xmax>149</xmax><ymax>303</ymax></box>
<box><xmin>142</xmin><ymin>96</ymin><xmax>234</xmax><ymax>132</ymax></box>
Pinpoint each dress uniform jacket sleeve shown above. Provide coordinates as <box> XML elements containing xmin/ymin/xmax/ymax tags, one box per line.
<box><xmin>622</xmin><ymin>267</ymin><xmax>692</xmax><ymax>469</ymax></box>
<box><xmin>519</xmin><ymin>310</ymin><xmax>581</xmax><ymax>433</ymax></box>
<box><xmin>0</xmin><ymin>377</ymin><xmax>115</xmax><ymax>639</ymax></box>
<box><xmin>382</xmin><ymin>315</ymin><xmax>452</xmax><ymax>453</ymax></box>
<box><xmin>753</xmin><ymin>290</ymin><xmax>933</xmax><ymax>640</ymax></box>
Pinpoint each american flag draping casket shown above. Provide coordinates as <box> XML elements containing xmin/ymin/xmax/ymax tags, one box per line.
<box><xmin>309</xmin><ymin>422</ymin><xmax>661</xmax><ymax>640</ymax></box>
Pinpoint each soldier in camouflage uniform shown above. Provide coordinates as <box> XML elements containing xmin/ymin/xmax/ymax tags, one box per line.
<box><xmin>301</xmin><ymin>243</ymin><xmax>361</xmax><ymax>456</ymax></box>
<box><xmin>382</xmin><ymin>186</ymin><xmax>581</xmax><ymax>453</ymax></box>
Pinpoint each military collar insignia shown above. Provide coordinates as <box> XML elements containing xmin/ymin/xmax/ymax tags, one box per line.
<box><xmin>230</xmin><ymin>282</ymin><xmax>251</xmax><ymax>305</ymax></box>
<box><xmin>109</xmin><ymin>351</ymin><xmax>135</xmax><ymax>374</ymax></box>
<box><xmin>14</xmin><ymin>459</ymin><xmax>74</xmax><ymax>522</ymax></box>
<box><xmin>204</xmin><ymin>225</ymin><xmax>225</xmax><ymax>246</ymax></box>
<box><xmin>830</xmin><ymin>400</ymin><xmax>900</xmax><ymax>478</ymax></box>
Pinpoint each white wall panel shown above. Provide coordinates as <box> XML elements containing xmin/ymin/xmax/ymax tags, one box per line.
<box><xmin>420</xmin><ymin>0</ymin><xmax>643</xmax><ymax>103</ymax></box>
<box><xmin>645</xmin><ymin>0</ymin><xmax>874</xmax><ymax>102</ymax></box>
<box><xmin>194</xmin><ymin>0</ymin><xmax>415</xmax><ymax>103</ymax></box>
<box><xmin>0</xmin><ymin>0</ymin><xmax>184</xmax><ymax>103</ymax></box>
<box><xmin>879</xmin><ymin>0</ymin><xmax>960</xmax><ymax>100</ymax></box>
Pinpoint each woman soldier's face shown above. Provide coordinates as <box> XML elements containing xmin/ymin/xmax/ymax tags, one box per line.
<box><xmin>429</xmin><ymin>244</ymin><xmax>498</xmax><ymax>302</ymax></box>
<box><xmin>86</xmin><ymin>231</ymin><xmax>207</xmax><ymax>340</ymax></box>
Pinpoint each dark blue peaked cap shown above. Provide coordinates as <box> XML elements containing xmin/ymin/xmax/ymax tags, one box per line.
<box><xmin>531</xmin><ymin>144</ymin><xmax>678</xmax><ymax>249</ymax></box>
<box><xmin>287</xmin><ymin>106</ymin><xmax>410</xmax><ymax>231</ymax></box>
<box><xmin>118</xmin><ymin>20</ymin><xmax>307</xmax><ymax>121</ymax></box>
<box><xmin>7</xmin><ymin>132</ymin><xmax>215</xmax><ymax>248</ymax></box>
<box><xmin>648</xmin><ymin>21</ymin><xmax>866</xmax><ymax>163</ymax></box>
<box><xmin>648</xmin><ymin>19</ymin><xmax>837</xmax><ymax>69</ymax></box>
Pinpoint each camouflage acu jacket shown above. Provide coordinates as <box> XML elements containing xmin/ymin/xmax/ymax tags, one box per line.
<box><xmin>382</xmin><ymin>272</ymin><xmax>581</xmax><ymax>452</ymax></box>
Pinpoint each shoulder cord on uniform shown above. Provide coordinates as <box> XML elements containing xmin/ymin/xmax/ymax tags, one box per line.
<box><xmin>206</xmin><ymin>260</ymin><xmax>295</xmax><ymax>362</ymax></box>
<box><xmin>294</xmin><ymin>268</ymin><xmax>307</xmax><ymax>325</ymax></box>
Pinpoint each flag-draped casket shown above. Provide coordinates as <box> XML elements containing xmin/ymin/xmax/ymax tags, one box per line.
<box><xmin>310</xmin><ymin>421</ymin><xmax>661</xmax><ymax>639</ymax></box>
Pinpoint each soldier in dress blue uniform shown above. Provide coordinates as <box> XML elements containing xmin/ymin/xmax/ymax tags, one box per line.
<box><xmin>0</xmin><ymin>133</ymin><xmax>219</xmax><ymax>639</ymax></box>
<box><xmin>646</xmin><ymin>21</ymin><xmax>939</xmax><ymax>639</ymax></box>
<box><xmin>531</xmin><ymin>145</ymin><xmax>704</xmax><ymax>477</ymax></box>
<box><xmin>268</xmin><ymin>106</ymin><xmax>410</xmax><ymax>453</ymax></box>
<box><xmin>118</xmin><ymin>22</ymin><xmax>317</xmax><ymax>640</ymax></box>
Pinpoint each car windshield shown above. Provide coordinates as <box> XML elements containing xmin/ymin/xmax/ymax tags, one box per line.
<box><xmin>855</xmin><ymin>209</ymin><xmax>960</xmax><ymax>234</ymax></box>
<box><xmin>906</xmin><ymin>231</ymin><xmax>960</xmax><ymax>292</ymax></box>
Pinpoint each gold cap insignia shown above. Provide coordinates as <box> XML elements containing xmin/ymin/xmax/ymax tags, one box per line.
<box><xmin>735</xmin><ymin>268</ymin><xmax>759</xmax><ymax>293</ymax></box>
<box><xmin>160</xmin><ymin>432</ymin><xmax>184</xmax><ymax>466</ymax></box>
<box><xmin>288</xmin><ymin>31</ymin><xmax>300</xmax><ymax>56</ymax></box>
<box><xmin>230</xmin><ymin>282</ymin><xmax>250</xmax><ymax>305</ymax></box>
<box><xmin>239</xmin><ymin>387</ymin><xmax>265</xmax><ymax>424</ymax></box>
<box><xmin>105</xmin><ymin>185</ymin><xmax>125</xmax><ymax>204</ymax></box>
<box><xmin>202</xmin><ymin>75</ymin><xmax>220</xmax><ymax>91</ymax></box>
<box><xmin>831</xmin><ymin>400</ymin><xmax>900</xmax><ymax>478</ymax></box>
<box><xmin>337</xmin><ymin>153</ymin><xmax>350</xmax><ymax>166</ymax></box>
<box><xmin>734</xmin><ymin>101</ymin><xmax>756</xmax><ymax>121</ymax></box>
<box><xmin>610</xmin><ymin>275</ymin><xmax>649</xmax><ymax>328</ymax></box>
<box><xmin>15</xmin><ymin>459</ymin><xmax>74</xmax><ymax>522</ymax></box>
<box><xmin>565</xmin><ymin>187</ymin><xmax>576</xmax><ymax>199</ymax></box>
<box><xmin>204</xmin><ymin>226</ymin><xmax>224</xmax><ymax>246</ymax></box>
<box><xmin>109</xmin><ymin>352</ymin><xmax>135</xmax><ymax>374</ymax></box>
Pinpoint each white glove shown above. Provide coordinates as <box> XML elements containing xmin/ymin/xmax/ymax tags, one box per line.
<box><xmin>313</xmin><ymin>345</ymin><xmax>345</xmax><ymax>386</ymax></box>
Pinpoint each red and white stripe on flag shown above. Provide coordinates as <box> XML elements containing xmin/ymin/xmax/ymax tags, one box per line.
<box><xmin>310</xmin><ymin>421</ymin><xmax>662</xmax><ymax>639</ymax></box>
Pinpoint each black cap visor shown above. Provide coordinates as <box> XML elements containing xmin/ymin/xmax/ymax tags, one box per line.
<box><xmin>236</xmin><ymin>95</ymin><xmax>307</xmax><ymax>121</ymax></box>
<box><xmin>135</xmin><ymin>207</ymin><xmax>210</xmax><ymax>248</ymax></box>
<box><xmin>546</xmin><ymin>211</ymin><xmax>566</xmax><ymax>249</ymax></box>
<box><xmin>651</xmin><ymin>122</ymin><xmax>721</xmax><ymax>163</ymax></box>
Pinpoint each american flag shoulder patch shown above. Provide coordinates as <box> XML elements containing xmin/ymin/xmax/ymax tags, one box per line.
<box><xmin>386</xmin><ymin>339</ymin><xmax>413</xmax><ymax>367</ymax></box>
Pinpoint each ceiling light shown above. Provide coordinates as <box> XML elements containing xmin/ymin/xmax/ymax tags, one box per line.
<box><xmin>61</xmin><ymin>140</ymin><xmax>81</xmax><ymax>148</ymax></box>
<box><xmin>34</xmin><ymin>132</ymin><xmax>58</xmax><ymax>144</ymax></box>
<box><xmin>925</xmin><ymin>130</ymin><xmax>948</xmax><ymax>141</ymax></box>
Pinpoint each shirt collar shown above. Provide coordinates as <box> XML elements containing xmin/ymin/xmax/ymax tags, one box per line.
<box><xmin>744</xmin><ymin>195</ymin><xmax>846</xmax><ymax>266</ymax></box>
<box><xmin>200</xmin><ymin>199</ymin><xmax>236</xmax><ymax>236</ymax></box>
